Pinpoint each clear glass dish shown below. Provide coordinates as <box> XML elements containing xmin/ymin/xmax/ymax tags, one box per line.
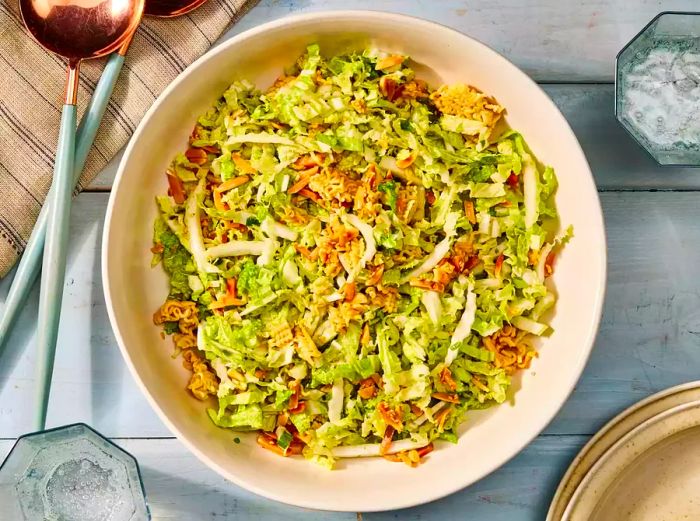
<box><xmin>615</xmin><ymin>11</ymin><xmax>700</xmax><ymax>166</ymax></box>
<box><xmin>0</xmin><ymin>423</ymin><xmax>150</xmax><ymax>520</ymax></box>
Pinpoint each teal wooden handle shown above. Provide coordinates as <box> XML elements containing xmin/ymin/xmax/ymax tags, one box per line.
<box><xmin>0</xmin><ymin>54</ymin><xmax>126</xmax><ymax>356</ymax></box>
<box><xmin>34</xmin><ymin>103</ymin><xmax>78</xmax><ymax>430</ymax></box>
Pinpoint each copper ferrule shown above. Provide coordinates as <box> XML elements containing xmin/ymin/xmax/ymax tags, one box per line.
<box><xmin>64</xmin><ymin>61</ymin><xmax>80</xmax><ymax>105</ymax></box>
<box><xmin>117</xmin><ymin>30</ymin><xmax>136</xmax><ymax>56</ymax></box>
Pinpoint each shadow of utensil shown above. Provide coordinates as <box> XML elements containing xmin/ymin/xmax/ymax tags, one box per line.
<box><xmin>86</xmin><ymin>205</ymin><xmax>127</xmax><ymax>432</ymax></box>
<box><xmin>140</xmin><ymin>466</ymin><xmax>343</xmax><ymax>520</ymax></box>
<box><xmin>0</xmin><ymin>266</ymin><xmax>40</xmax><ymax>395</ymax></box>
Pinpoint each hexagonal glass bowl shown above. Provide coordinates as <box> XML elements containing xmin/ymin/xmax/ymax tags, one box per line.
<box><xmin>615</xmin><ymin>11</ymin><xmax>700</xmax><ymax>166</ymax></box>
<box><xmin>0</xmin><ymin>424</ymin><xmax>149</xmax><ymax>520</ymax></box>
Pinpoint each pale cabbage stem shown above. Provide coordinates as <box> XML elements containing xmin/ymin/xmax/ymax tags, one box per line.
<box><xmin>344</xmin><ymin>214</ymin><xmax>376</xmax><ymax>283</ymax></box>
<box><xmin>446</xmin><ymin>288</ymin><xmax>476</xmax><ymax>366</ymax></box>
<box><xmin>331</xmin><ymin>439</ymin><xmax>430</xmax><ymax>458</ymax></box>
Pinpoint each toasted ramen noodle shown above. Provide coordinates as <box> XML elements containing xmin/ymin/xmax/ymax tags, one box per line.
<box><xmin>482</xmin><ymin>325</ymin><xmax>537</xmax><ymax>374</ymax></box>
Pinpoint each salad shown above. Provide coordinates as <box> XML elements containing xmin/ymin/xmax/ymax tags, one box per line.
<box><xmin>151</xmin><ymin>45</ymin><xmax>570</xmax><ymax>469</ymax></box>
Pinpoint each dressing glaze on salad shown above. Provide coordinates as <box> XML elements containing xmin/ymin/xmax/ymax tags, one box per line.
<box><xmin>151</xmin><ymin>45</ymin><xmax>570</xmax><ymax>469</ymax></box>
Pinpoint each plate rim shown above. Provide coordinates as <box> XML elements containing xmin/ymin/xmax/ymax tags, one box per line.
<box><xmin>547</xmin><ymin>380</ymin><xmax>700</xmax><ymax>520</ymax></box>
<box><xmin>561</xmin><ymin>398</ymin><xmax>700</xmax><ymax>520</ymax></box>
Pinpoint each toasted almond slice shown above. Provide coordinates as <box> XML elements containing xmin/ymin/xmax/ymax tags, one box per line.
<box><xmin>379</xmin><ymin>425</ymin><xmax>395</xmax><ymax>455</ymax></box>
<box><xmin>166</xmin><ymin>171</ymin><xmax>186</xmax><ymax>204</ymax></box>
<box><xmin>185</xmin><ymin>147</ymin><xmax>208</xmax><ymax>165</ymax></box>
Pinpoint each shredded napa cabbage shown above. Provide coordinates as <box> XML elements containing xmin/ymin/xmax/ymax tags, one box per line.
<box><xmin>151</xmin><ymin>44</ymin><xmax>569</xmax><ymax>469</ymax></box>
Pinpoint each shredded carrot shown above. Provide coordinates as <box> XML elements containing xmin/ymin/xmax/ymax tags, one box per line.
<box><xmin>435</xmin><ymin>407</ymin><xmax>452</xmax><ymax>433</ymax></box>
<box><xmin>297</xmin><ymin>188</ymin><xmax>322</xmax><ymax>204</ymax></box>
<box><xmin>226</xmin><ymin>278</ymin><xmax>238</xmax><ymax>298</ymax></box>
<box><xmin>288</xmin><ymin>166</ymin><xmax>318</xmax><ymax>194</ymax></box>
<box><xmin>343</xmin><ymin>281</ymin><xmax>356</xmax><ymax>302</ymax></box>
<box><xmin>545</xmin><ymin>251</ymin><xmax>556</xmax><ymax>277</ymax></box>
<box><xmin>464</xmin><ymin>199</ymin><xmax>476</xmax><ymax>225</ymax></box>
<box><xmin>166</xmin><ymin>172</ymin><xmax>186</xmax><ymax>204</ymax></box>
<box><xmin>494</xmin><ymin>253</ymin><xmax>505</xmax><ymax>277</ymax></box>
<box><xmin>438</xmin><ymin>367</ymin><xmax>457</xmax><ymax>392</ymax></box>
<box><xmin>210</xmin><ymin>284</ymin><xmax>246</xmax><ymax>309</ymax></box>
<box><xmin>360</xmin><ymin>323</ymin><xmax>371</xmax><ymax>347</ymax></box>
<box><xmin>256</xmin><ymin>433</ymin><xmax>304</xmax><ymax>457</ymax></box>
<box><xmin>432</xmin><ymin>392</ymin><xmax>460</xmax><ymax>404</ymax></box>
<box><xmin>292</xmin><ymin>154</ymin><xmax>324</xmax><ymax>170</ymax></box>
<box><xmin>293</xmin><ymin>243</ymin><xmax>317</xmax><ymax>260</ymax></box>
<box><xmin>231</xmin><ymin>153</ymin><xmax>256</xmax><ymax>174</ymax></box>
<box><xmin>213</xmin><ymin>190</ymin><xmax>227</xmax><ymax>211</ymax></box>
<box><xmin>257</xmin><ymin>433</ymin><xmax>285</xmax><ymax>455</ymax></box>
<box><xmin>216</xmin><ymin>175</ymin><xmax>250</xmax><ymax>193</ymax></box>
<box><xmin>209</xmin><ymin>296</ymin><xmax>246</xmax><ymax>310</ymax></box>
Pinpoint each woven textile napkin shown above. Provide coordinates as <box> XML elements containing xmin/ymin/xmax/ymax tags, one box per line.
<box><xmin>0</xmin><ymin>0</ymin><xmax>257</xmax><ymax>277</ymax></box>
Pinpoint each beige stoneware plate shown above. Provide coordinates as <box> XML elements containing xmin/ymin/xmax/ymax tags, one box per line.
<box><xmin>547</xmin><ymin>381</ymin><xmax>700</xmax><ymax>520</ymax></box>
<box><xmin>103</xmin><ymin>11</ymin><xmax>606</xmax><ymax>511</ymax></box>
<box><xmin>561</xmin><ymin>399</ymin><xmax>700</xmax><ymax>521</ymax></box>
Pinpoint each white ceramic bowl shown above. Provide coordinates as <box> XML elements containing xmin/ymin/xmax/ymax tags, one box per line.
<box><xmin>103</xmin><ymin>11</ymin><xmax>606</xmax><ymax>512</ymax></box>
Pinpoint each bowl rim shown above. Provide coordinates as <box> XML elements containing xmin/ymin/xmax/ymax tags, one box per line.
<box><xmin>102</xmin><ymin>9</ymin><xmax>607</xmax><ymax>511</ymax></box>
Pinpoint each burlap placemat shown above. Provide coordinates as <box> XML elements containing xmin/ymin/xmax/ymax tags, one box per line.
<box><xmin>0</xmin><ymin>0</ymin><xmax>258</xmax><ymax>277</ymax></box>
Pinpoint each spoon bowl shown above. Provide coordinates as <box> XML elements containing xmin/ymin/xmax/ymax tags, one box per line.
<box><xmin>20</xmin><ymin>0</ymin><xmax>143</xmax><ymax>63</ymax></box>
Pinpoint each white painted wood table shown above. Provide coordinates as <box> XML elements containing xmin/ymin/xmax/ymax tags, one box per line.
<box><xmin>2</xmin><ymin>1</ymin><xmax>699</xmax><ymax>519</ymax></box>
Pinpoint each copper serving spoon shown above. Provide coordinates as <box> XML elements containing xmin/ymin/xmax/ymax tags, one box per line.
<box><xmin>5</xmin><ymin>0</ymin><xmax>208</xmax><ymax>429</ymax></box>
<box><xmin>19</xmin><ymin>0</ymin><xmax>145</xmax><ymax>430</ymax></box>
